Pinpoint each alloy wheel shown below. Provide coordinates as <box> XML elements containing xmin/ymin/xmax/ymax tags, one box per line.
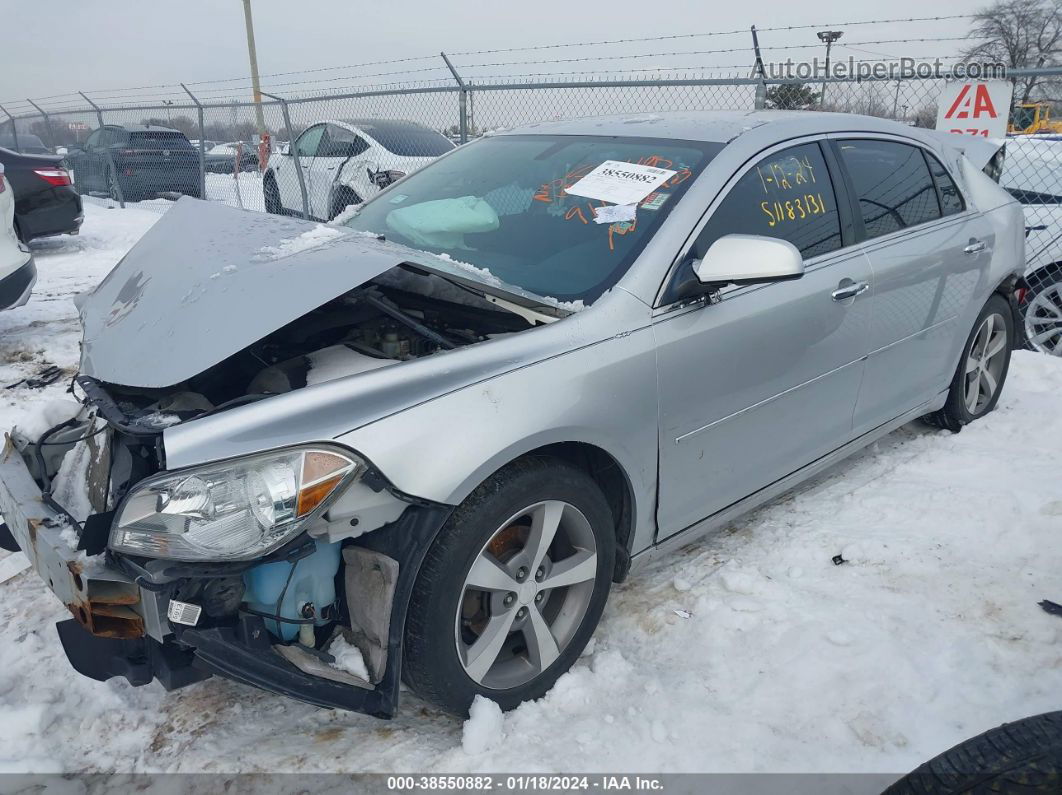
<box><xmin>964</xmin><ymin>312</ymin><xmax>1008</xmax><ymax>415</ymax></box>
<box><xmin>455</xmin><ymin>500</ymin><xmax>599</xmax><ymax>690</ymax></box>
<box><xmin>1025</xmin><ymin>283</ymin><xmax>1062</xmax><ymax>356</ymax></box>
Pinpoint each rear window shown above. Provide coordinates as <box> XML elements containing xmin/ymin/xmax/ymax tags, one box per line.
<box><xmin>128</xmin><ymin>131</ymin><xmax>193</xmax><ymax>149</ymax></box>
<box><xmin>357</xmin><ymin>122</ymin><xmax>454</xmax><ymax>157</ymax></box>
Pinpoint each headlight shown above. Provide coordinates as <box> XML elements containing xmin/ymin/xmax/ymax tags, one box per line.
<box><xmin>109</xmin><ymin>446</ymin><xmax>361</xmax><ymax>561</ymax></box>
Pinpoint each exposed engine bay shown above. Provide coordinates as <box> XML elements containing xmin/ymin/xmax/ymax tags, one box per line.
<box><xmin>88</xmin><ymin>266</ymin><xmax>535</xmax><ymax>430</ymax></box>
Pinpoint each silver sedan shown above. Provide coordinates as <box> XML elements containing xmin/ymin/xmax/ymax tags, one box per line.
<box><xmin>0</xmin><ymin>111</ymin><xmax>1024</xmax><ymax>718</ymax></box>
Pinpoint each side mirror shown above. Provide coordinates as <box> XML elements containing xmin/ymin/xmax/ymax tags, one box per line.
<box><xmin>692</xmin><ymin>234</ymin><xmax>804</xmax><ymax>287</ymax></box>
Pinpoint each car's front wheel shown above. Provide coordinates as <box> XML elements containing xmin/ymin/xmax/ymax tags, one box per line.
<box><xmin>403</xmin><ymin>457</ymin><xmax>615</xmax><ymax>716</ymax></box>
<box><xmin>926</xmin><ymin>293</ymin><xmax>1013</xmax><ymax>432</ymax></box>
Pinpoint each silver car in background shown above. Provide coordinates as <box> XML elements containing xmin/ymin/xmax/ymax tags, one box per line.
<box><xmin>0</xmin><ymin>111</ymin><xmax>1024</xmax><ymax>718</ymax></box>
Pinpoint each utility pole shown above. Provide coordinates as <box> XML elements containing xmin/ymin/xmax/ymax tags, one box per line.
<box><xmin>241</xmin><ymin>0</ymin><xmax>269</xmax><ymax>164</ymax></box>
<box><xmin>816</xmin><ymin>30</ymin><xmax>843</xmax><ymax>109</ymax></box>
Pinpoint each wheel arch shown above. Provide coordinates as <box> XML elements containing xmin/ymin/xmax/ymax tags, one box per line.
<box><xmin>432</xmin><ymin>437</ymin><xmax>640</xmax><ymax>583</ymax></box>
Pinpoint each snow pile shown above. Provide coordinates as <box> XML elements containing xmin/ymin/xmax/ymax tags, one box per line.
<box><xmin>12</xmin><ymin>398</ymin><xmax>81</xmax><ymax>441</ymax></box>
<box><xmin>50</xmin><ymin>439</ymin><xmax>94</xmax><ymax>523</ymax></box>
<box><xmin>257</xmin><ymin>224</ymin><xmax>345</xmax><ymax>260</ymax></box>
<box><xmin>326</xmin><ymin>634</ymin><xmax>370</xmax><ymax>682</ymax></box>
<box><xmin>461</xmin><ymin>696</ymin><xmax>505</xmax><ymax>755</ymax></box>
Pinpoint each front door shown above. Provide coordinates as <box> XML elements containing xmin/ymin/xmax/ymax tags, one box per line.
<box><xmin>654</xmin><ymin>140</ymin><xmax>873</xmax><ymax>538</ymax></box>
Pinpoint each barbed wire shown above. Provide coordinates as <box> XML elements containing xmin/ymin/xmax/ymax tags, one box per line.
<box><xmin>2</xmin><ymin>14</ymin><xmax>981</xmax><ymax>109</ymax></box>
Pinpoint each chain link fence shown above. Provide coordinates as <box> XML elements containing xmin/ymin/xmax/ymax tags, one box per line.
<box><xmin>1</xmin><ymin>68</ymin><xmax>1061</xmax><ymax>350</ymax></box>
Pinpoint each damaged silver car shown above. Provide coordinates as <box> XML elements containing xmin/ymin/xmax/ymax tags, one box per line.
<box><xmin>0</xmin><ymin>111</ymin><xmax>1025</xmax><ymax>717</ymax></box>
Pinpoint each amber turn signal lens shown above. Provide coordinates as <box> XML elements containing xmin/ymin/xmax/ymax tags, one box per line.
<box><xmin>296</xmin><ymin>474</ymin><xmax>345</xmax><ymax>518</ymax></box>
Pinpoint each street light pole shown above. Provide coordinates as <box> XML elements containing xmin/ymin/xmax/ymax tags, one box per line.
<box><xmin>817</xmin><ymin>30</ymin><xmax>843</xmax><ymax>109</ymax></box>
<box><xmin>241</xmin><ymin>0</ymin><xmax>267</xmax><ymax>143</ymax></box>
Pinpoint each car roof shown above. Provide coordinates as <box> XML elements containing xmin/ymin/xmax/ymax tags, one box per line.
<box><xmin>497</xmin><ymin>110</ymin><xmax>936</xmax><ymax>144</ymax></box>
<box><xmin>333</xmin><ymin>118</ymin><xmax>436</xmax><ymax>133</ymax></box>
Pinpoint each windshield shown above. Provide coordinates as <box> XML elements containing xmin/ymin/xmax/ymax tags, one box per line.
<box><xmin>344</xmin><ymin>134</ymin><xmax>720</xmax><ymax>303</ymax></box>
<box><xmin>1012</xmin><ymin>106</ymin><xmax>1036</xmax><ymax>130</ymax></box>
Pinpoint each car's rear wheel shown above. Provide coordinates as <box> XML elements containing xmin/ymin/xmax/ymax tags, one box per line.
<box><xmin>1023</xmin><ymin>264</ymin><xmax>1062</xmax><ymax>356</ymax></box>
<box><xmin>925</xmin><ymin>294</ymin><xmax>1013</xmax><ymax>432</ymax></box>
<box><xmin>403</xmin><ymin>458</ymin><xmax>614</xmax><ymax>716</ymax></box>
<box><xmin>263</xmin><ymin>173</ymin><xmax>282</xmax><ymax>215</ymax></box>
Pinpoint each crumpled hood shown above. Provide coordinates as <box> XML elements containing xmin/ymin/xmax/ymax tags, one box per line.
<box><xmin>77</xmin><ymin>198</ymin><xmax>425</xmax><ymax>388</ymax></box>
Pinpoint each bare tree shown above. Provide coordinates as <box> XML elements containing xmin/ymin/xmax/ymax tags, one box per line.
<box><xmin>964</xmin><ymin>0</ymin><xmax>1062</xmax><ymax>102</ymax></box>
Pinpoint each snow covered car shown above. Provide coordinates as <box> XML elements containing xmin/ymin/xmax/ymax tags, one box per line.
<box><xmin>262</xmin><ymin>118</ymin><xmax>454</xmax><ymax>221</ymax></box>
<box><xmin>203</xmin><ymin>142</ymin><xmax>259</xmax><ymax>174</ymax></box>
<box><xmin>0</xmin><ymin>111</ymin><xmax>1025</xmax><ymax>718</ymax></box>
<box><xmin>0</xmin><ymin>162</ymin><xmax>35</xmax><ymax>309</ymax></box>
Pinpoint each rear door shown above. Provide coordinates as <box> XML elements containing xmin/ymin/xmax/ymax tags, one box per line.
<box><xmin>654</xmin><ymin>139</ymin><xmax>873</xmax><ymax>537</ymax></box>
<box><xmin>832</xmin><ymin>138</ymin><xmax>989</xmax><ymax>432</ymax></box>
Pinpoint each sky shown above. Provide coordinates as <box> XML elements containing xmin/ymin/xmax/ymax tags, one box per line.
<box><xmin>1</xmin><ymin>0</ymin><xmax>984</xmax><ymax>109</ymax></box>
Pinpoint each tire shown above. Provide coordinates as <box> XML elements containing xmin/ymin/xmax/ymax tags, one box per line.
<box><xmin>403</xmin><ymin>457</ymin><xmax>615</xmax><ymax>716</ymax></box>
<box><xmin>263</xmin><ymin>173</ymin><xmax>282</xmax><ymax>215</ymax></box>
<box><xmin>1021</xmin><ymin>264</ymin><xmax>1062</xmax><ymax>356</ymax></box>
<box><xmin>328</xmin><ymin>187</ymin><xmax>361</xmax><ymax>221</ymax></box>
<box><xmin>924</xmin><ymin>294</ymin><xmax>1013</xmax><ymax>432</ymax></box>
<box><xmin>885</xmin><ymin>711</ymin><xmax>1062</xmax><ymax>794</ymax></box>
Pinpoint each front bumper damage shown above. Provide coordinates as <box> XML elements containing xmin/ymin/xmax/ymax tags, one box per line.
<box><xmin>0</xmin><ymin>432</ymin><xmax>452</xmax><ymax>718</ymax></box>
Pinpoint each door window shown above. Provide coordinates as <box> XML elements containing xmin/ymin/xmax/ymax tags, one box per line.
<box><xmin>320</xmin><ymin>125</ymin><xmax>369</xmax><ymax>158</ymax></box>
<box><xmin>924</xmin><ymin>152</ymin><xmax>965</xmax><ymax>216</ymax></box>
<box><xmin>838</xmin><ymin>140</ymin><xmax>942</xmax><ymax>239</ymax></box>
<box><xmin>85</xmin><ymin>129</ymin><xmax>102</xmax><ymax>149</ymax></box>
<box><xmin>295</xmin><ymin>125</ymin><xmax>325</xmax><ymax>158</ymax></box>
<box><xmin>691</xmin><ymin>141</ymin><xmax>843</xmax><ymax>262</ymax></box>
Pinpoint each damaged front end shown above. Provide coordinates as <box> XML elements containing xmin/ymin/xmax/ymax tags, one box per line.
<box><xmin>0</xmin><ymin>395</ymin><xmax>454</xmax><ymax>717</ymax></box>
<box><xmin>0</xmin><ymin>198</ymin><xmax>564</xmax><ymax>717</ymax></box>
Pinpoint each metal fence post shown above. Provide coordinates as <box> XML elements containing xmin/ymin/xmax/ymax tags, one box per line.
<box><xmin>25</xmin><ymin>99</ymin><xmax>56</xmax><ymax>150</ymax></box>
<box><xmin>750</xmin><ymin>26</ymin><xmax>767</xmax><ymax>110</ymax></box>
<box><xmin>261</xmin><ymin>91</ymin><xmax>310</xmax><ymax>220</ymax></box>
<box><xmin>181</xmin><ymin>84</ymin><xmax>207</xmax><ymax>200</ymax></box>
<box><xmin>78</xmin><ymin>91</ymin><xmax>124</xmax><ymax>208</ymax></box>
<box><xmin>441</xmin><ymin>52</ymin><xmax>468</xmax><ymax>143</ymax></box>
<box><xmin>0</xmin><ymin>105</ymin><xmax>18</xmax><ymax>151</ymax></box>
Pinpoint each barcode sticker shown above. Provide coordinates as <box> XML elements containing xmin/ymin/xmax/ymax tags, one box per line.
<box><xmin>167</xmin><ymin>599</ymin><xmax>202</xmax><ymax>627</ymax></box>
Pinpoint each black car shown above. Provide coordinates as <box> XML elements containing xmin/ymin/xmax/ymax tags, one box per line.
<box><xmin>204</xmin><ymin>142</ymin><xmax>259</xmax><ymax>173</ymax></box>
<box><xmin>66</xmin><ymin>124</ymin><xmax>201</xmax><ymax>201</ymax></box>
<box><xmin>0</xmin><ymin>147</ymin><xmax>83</xmax><ymax>243</ymax></box>
<box><xmin>0</xmin><ymin>134</ymin><xmax>52</xmax><ymax>155</ymax></box>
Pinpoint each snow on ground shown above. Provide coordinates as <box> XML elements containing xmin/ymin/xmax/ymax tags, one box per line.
<box><xmin>0</xmin><ymin>202</ymin><xmax>1060</xmax><ymax>776</ymax></box>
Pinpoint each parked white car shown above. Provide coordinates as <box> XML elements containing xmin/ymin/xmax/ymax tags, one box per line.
<box><xmin>0</xmin><ymin>163</ymin><xmax>35</xmax><ymax>310</ymax></box>
<box><xmin>263</xmin><ymin>119</ymin><xmax>455</xmax><ymax>221</ymax></box>
<box><xmin>999</xmin><ymin>135</ymin><xmax>1062</xmax><ymax>355</ymax></box>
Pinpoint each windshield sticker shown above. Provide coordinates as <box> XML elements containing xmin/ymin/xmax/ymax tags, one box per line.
<box><xmin>565</xmin><ymin>160</ymin><xmax>677</xmax><ymax>206</ymax></box>
<box><xmin>639</xmin><ymin>192</ymin><xmax>669</xmax><ymax>211</ymax></box>
<box><xmin>593</xmin><ymin>204</ymin><xmax>637</xmax><ymax>225</ymax></box>
<box><xmin>534</xmin><ymin>165</ymin><xmax>596</xmax><ymax>204</ymax></box>
<box><xmin>388</xmin><ymin>193</ymin><xmax>409</xmax><ymax>204</ymax></box>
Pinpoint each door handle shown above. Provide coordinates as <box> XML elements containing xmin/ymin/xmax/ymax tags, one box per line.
<box><xmin>964</xmin><ymin>240</ymin><xmax>987</xmax><ymax>254</ymax></box>
<box><xmin>831</xmin><ymin>281</ymin><xmax>870</xmax><ymax>301</ymax></box>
